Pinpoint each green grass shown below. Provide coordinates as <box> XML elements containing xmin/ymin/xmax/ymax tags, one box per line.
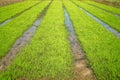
<box><xmin>64</xmin><ymin>0</ymin><xmax>120</xmax><ymax>80</ymax></box>
<box><xmin>0</xmin><ymin>1</ymin><xmax>40</xmax><ymax>23</ymax></box>
<box><xmin>72</xmin><ymin>0</ymin><xmax>120</xmax><ymax>32</ymax></box>
<box><xmin>0</xmin><ymin>0</ymin><xmax>73</xmax><ymax>79</ymax></box>
<box><xmin>85</xmin><ymin>1</ymin><xmax>120</xmax><ymax>15</ymax></box>
<box><xmin>0</xmin><ymin>1</ymin><xmax>50</xmax><ymax>58</ymax></box>
<box><xmin>0</xmin><ymin>0</ymin><xmax>120</xmax><ymax>80</ymax></box>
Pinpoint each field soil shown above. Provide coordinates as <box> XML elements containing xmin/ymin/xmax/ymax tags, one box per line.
<box><xmin>93</xmin><ymin>0</ymin><xmax>120</xmax><ymax>8</ymax></box>
<box><xmin>0</xmin><ymin>0</ymin><xmax>23</xmax><ymax>6</ymax></box>
<box><xmin>69</xmin><ymin>35</ymin><xmax>95</xmax><ymax>80</ymax></box>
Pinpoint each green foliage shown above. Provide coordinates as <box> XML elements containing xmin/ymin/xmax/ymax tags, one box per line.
<box><xmin>64</xmin><ymin>0</ymin><xmax>120</xmax><ymax>80</ymax></box>
<box><xmin>72</xmin><ymin>0</ymin><xmax>120</xmax><ymax>32</ymax></box>
<box><xmin>0</xmin><ymin>1</ymin><xmax>50</xmax><ymax>58</ymax></box>
<box><xmin>0</xmin><ymin>0</ymin><xmax>120</xmax><ymax>79</ymax></box>
<box><xmin>0</xmin><ymin>0</ymin><xmax>73</xmax><ymax>79</ymax></box>
<box><xmin>85</xmin><ymin>1</ymin><xmax>120</xmax><ymax>15</ymax></box>
<box><xmin>0</xmin><ymin>1</ymin><xmax>40</xmax><ymax>23</ymax></box>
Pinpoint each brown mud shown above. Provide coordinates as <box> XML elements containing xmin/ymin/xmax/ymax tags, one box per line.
<box><xmin>0</xmin><ymin>1</ymin><xmax>52</xmax><ymax>72</ymax></box>
<box><xmin>0</xmin><ymin>0</ymin><xmax>23</xmax><ymax>7</ymax></box>
<box><xmin>69</xmin><ymin>35</ymin><xmax>95</xmax><ymax>80</ymax></box>
<box><xmin>64</xmin><ymin>7</ymin><xmax>96</xmax><ymax>80</ymax></box>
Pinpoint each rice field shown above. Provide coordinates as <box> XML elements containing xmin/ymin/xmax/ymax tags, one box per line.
<box><xmin>0</xmin><ymin>0</ymin><xmax>120</xmax><ymax>80</ymax></box>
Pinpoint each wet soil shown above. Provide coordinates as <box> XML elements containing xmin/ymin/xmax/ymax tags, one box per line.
<box><xmin>0</xmin><ymin>1</ymin><xmax>52</xmax><ymax>71</ymax></box>
<box><xmin>0</xmin><ymin>19</ymin><xmax>11</xmax><ymax>27</ymax></box>
<box><xmin>0</xmin><ymin>24</ymin><xmax>38</xmax><ymax>71</ymax></box>
<box><xmin>64</xmin><ymin>8</ymin><xmax>96</xmax><ymax>80</ymax></box>
<box><xmin>0</xmin><ymin>0</ymin><xmax>23</xmax><ymax>7</ymax></box>
<box><xmin>69</xmin><ymin>35</ymin><xmax>95</xmax><ymax>80</ymax></box>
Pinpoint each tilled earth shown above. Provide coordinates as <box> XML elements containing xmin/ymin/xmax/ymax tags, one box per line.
<box><xmin>0</xmin><ymin>0</ymin><xmax>23</xmax><ymax>6</ymax></box>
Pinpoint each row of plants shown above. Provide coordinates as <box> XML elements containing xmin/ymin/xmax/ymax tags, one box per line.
<box><xmin>0</xmin><ymin>1</ymin><xmax>50</xmax><ymax>58</ymax></box>
<box><xmin>0</xmin><ymin>1</ymin><xmax>73</xmax><ymax>79</ymax></box>
<box><xmin>64</xmin><ymin>0</ymin><xmax>120</xmax><ymax>80</ymax></box>
<box><xmin>0</xmin><ymin>1</ymin><xmax>40</xmax><ymax>23</ymax></box>
<box><xmin>85</xmin><ymin>1</ymin><xmax>120</xmax><ymax>15</ymax></box>
<box><xmin>72</xmin><ymin>0</ymin><xmax>120</xmax><ymax>32</ymax></box>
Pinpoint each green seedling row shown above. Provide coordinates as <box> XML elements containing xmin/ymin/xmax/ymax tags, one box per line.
<box><xmin>85</xmin><ymin>1</ymin><xmax>120</xmax><ymax>15</ymax></box>
<box><xmin>0</xmin><ymin>0</ymin><xmax>73</xmax><ymax>79</ymax></box>
<box><xmin>72</xmin><ymin>0</ymin><xmax>120</xmax><ymax>32</ymax></box>
<box><xmin>0</xmin><ymin>1</ymin><xmax>50</xmax><ymax>58</ymax></box>
<box><xmin>0</xmin><ymin>1</ymin><xmax>40</xmax><ymax>23</ymax></box>
<box><xmin>63</xmin><ymin>0</ymin><xmax>120</xmax><ymax>80</ymax></box>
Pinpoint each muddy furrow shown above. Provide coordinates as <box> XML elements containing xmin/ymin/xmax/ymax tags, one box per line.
<box><xmin>0</xmin><ymin>1</ymin><xmax>40</xmax><ymax>27</ymax></box>
<box><xmin>87</xmin><ymin>3</ymin><xmax>120</xmax><ymax>18</ymax></box>
<box><xmin>0</xmin><ymin>1</ymin><xmax>52</xmax><ymax>71</ymax></box>
<box><xmin>64</xmin><ymin>7</ymin><xmax>96</xmax><ymax>80</ymax></box>
<box><xmin>71</xmin><ymin>1</ymin><xmax>120</xmax><ymax>38</ymax></box>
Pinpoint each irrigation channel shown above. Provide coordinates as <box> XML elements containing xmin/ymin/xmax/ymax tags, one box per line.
<box><xmin>87</xmin><ymin>3</ymin><xmax>120</xmax><ymax>18</ymax></box>
<box><xmin>0</xmin><ymin>2</ymin><xmax>40</xmax><ymax>27</ymax></box>
<box><xmin>64</xmin><ymin>7</ymin><xmax>96</xmax><ymax>80</ymax></box>
<box><xmin>71</xmin><ymin>1</ymin><xmax>120</xmax><ymax>38</ymax></box>
<box><xmin>0</xmin><ymin>1</ymin><xmax>52</xmax><ymax>71</ymax></box>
